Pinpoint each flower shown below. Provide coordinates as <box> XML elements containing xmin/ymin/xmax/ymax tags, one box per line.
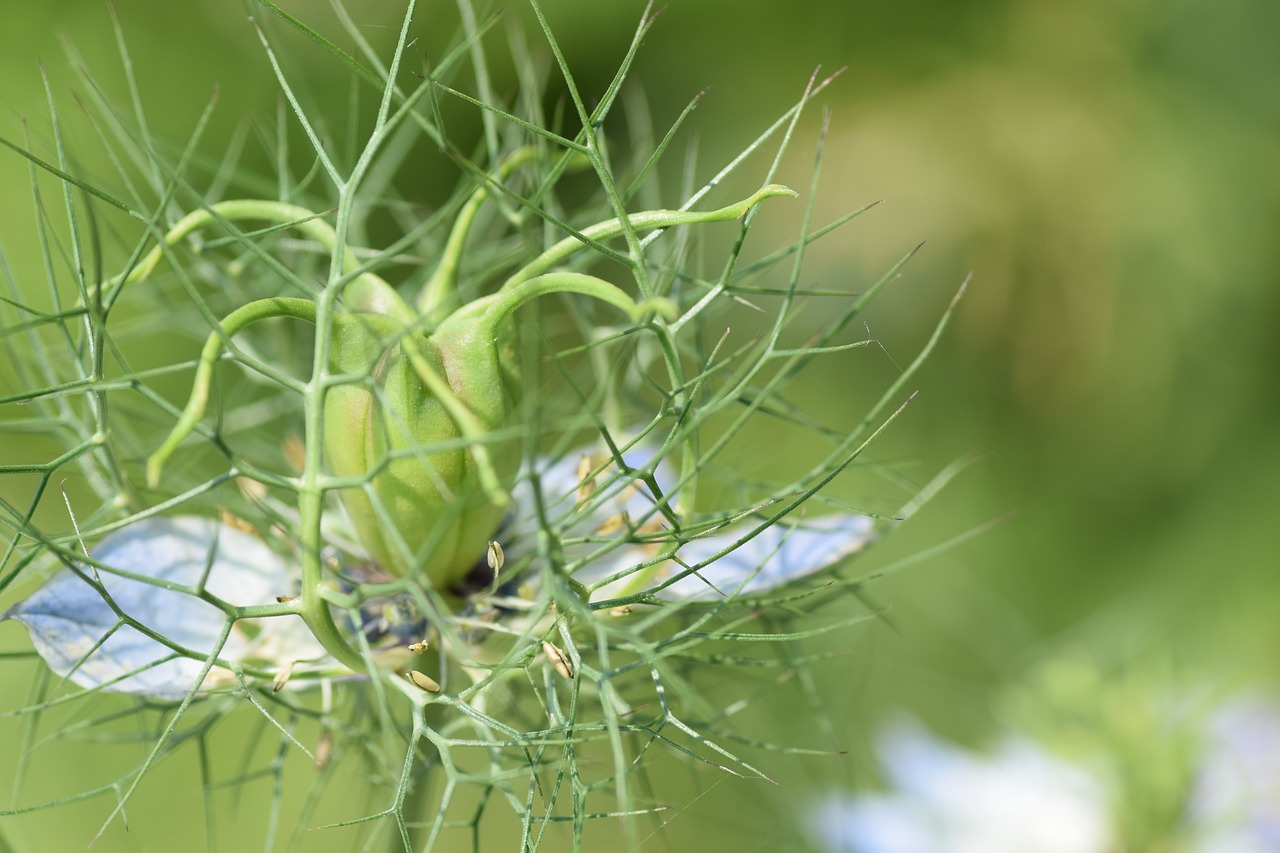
<box><xmin>811</xmin><ymin>698</ymin><xmax>1280</xmax><ymax>853</ymax></box>
<box><xmin>810</xmin><ymin>721</ymin><xmax>1116</xmax><ymax>853</ymax></box>
<box><xmin>138</xmin><ymin>186</ymin><xmax>797</xmax><ymax>594</ymax></box>
<box><xmin>3</xmin><ymin>444</ymin><xmax>884</xmax><ymax>700</ymax></box>
<box><xmin>1190</xmin><ymin>697</ymin><xmax>1280</xmax><ymax>852</ymax></box>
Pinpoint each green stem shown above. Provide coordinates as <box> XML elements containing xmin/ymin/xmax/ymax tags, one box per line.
<box><xmin>500</xmin><ymin>184</ymin><xmax>796</xmax><ymax>292</ymax></box>
<box><xmin>302</xmin><ymin>291</ymin><xmax>370</xmax><ymax>675</ymax></box>
<box><xmin>146</xmin><ymin>297</ymin><xmax>317</xmax><ymax>488</ymax></box>
<box><xmin>97</xmin><ymin>199</ymin><xmax>412</xmax><ymax>320</ymax></box>
<box><xmin>298</xmin><ymin>565</ymin><xmax>368</xmax><ymax>673</ymax></box>
<box><xmin>292</xmin><ymin>0</ymin><xmax>421</xmax><ymax>678</ymax></box>
<box><xmin>478</xmin><ymin>271</ymin><xmax>676</xmax><ymax>339</ymax></box>
<box><xmin>416</xmin><ymin>146</ymin><xmax>541</xmax><ymax>319</ymax></box>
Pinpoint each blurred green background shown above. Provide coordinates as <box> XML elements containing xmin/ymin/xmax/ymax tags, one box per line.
<box><xmin>2</xmin><ymin>0</ymin><xmax>1277</xmax><ymax>850</ymax></box>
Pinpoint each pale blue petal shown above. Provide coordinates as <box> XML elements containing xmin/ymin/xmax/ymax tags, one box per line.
<box><xmin>4</xmin><ymin>516</ymin><xmax>326</xmax><ymax>699</ymax></box>
<box><xmin>502</xmin><ymin>442</ymin><xmax>880</xmax><ymax>602</ymax></box>
<box><xmin>647</xmin><ymin>513</ymin><xmax>878</xmax><ymax>601</ymax></box>
<box><xmin>506</xmin><ymin>441</ymin><xmax>678</xmax><ymax>547</ymax></box>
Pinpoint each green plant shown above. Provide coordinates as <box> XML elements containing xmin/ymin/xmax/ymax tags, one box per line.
<box><xmin>0</xmin><ymin>2</ymin><xmax>960</xmax><ymax>849</ymax></box>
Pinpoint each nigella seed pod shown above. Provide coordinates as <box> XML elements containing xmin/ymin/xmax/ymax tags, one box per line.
<box><xmin>322</xmin><ymin>270</ymin><xmax>676</xmax><ymax>591</ymax></box>
<box><xmin>323</xmin><ymin>306</ymin><xmax>521</xmax><ymax>590</ymax></box>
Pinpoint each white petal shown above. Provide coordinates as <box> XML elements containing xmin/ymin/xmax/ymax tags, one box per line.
<box><xmin>4</xmin><ymin>516</ymin><xmax>327</xmax><ymax>699</ymax></box>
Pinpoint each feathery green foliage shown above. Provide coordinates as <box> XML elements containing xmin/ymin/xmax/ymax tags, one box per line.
<box><xmin>0</xmin><ymin>3</ymin><xmax>956</xmax><ymax>850</ymax></box>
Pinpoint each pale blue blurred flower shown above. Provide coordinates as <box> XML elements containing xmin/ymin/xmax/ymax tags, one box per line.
<box><xmin>810</xmin><ymin>721</ymin><xmax>1115</xmax><ymax>853</ymax></box>
<box><xmin>814</xmin><ymin>697</ymin><xmax>1280</xmax><ymax>853</ymax></box>
<box><xmin>1190</xmin><ymin>697</ymin><xmax>1280</xmax><ymax>853</ymax></box>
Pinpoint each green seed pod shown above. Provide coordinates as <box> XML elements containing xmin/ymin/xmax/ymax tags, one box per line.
<box><xmin>324</xmin><ymin>302</ymin><xmax>522</xmax><ymax>589</ymax></box>
<box><xmin>324</xmin><ymin>268</ymin><xmax>682</xmax><ymax>590</ymax></box>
